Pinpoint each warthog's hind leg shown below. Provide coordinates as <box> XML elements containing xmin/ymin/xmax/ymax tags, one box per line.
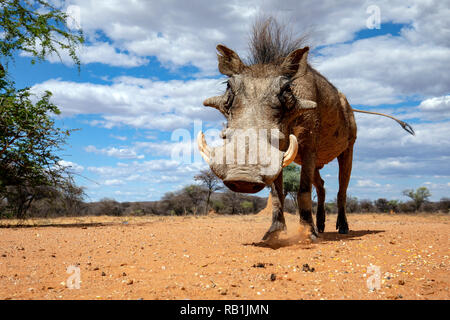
<box><xmin>313</xmin><ymin>168</ymin><xmax>326</xmax><ymax>233</ymax></box>
<box><xmin>336</xmin><ymin>145</ymin><xmax>354</xmax><ymax>234</ymax></box>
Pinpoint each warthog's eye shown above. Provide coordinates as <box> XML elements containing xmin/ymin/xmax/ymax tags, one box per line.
<box><xmin>278</xmin><ymin>84</ymin><xmax>296</xmax><ymax>109</ymax></box>
<box><xmin>225</xmin><ymin>81</ymin><xmax>235</xmax><ymax>110</ymax></box>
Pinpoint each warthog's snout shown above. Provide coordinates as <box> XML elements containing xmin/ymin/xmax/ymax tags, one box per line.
<box><xmin>222</xmin><ymin>166</ymin><xmax>266</xmax><ymax>193</ymax></box>
<box><xmin>223</xmin><ymin>176</ymin><xmax>266</xmax><ymax>193</ymax></box>
<box><xmin>197</xmin><ymin>131</ymin><xmax>299</xmax><ymax>193</ymax></box>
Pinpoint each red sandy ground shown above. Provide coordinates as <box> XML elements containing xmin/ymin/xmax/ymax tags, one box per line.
<box><xmin>0</xmin><ymin>212</ymin><xmax>448</xmax><ymax>300</ymax></box>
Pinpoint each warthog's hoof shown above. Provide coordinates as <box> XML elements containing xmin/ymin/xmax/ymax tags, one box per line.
<box><xmin>262</xmin><ymin>230</ymin><xmax>281</xmax><ymax>241</ymax></box>
<box><xmin>300</xmin><ymin>220</ymin><xmax>319</xmax><ymax>240</ymax></box>
<box><xmin>310</xmin><ymin>232</ymin><xmax>318</xmax><ymax>242</ymax></box>
<box><xmin>317</xmin><ymin>223</ymin><xmax>325</xmax><ymax>233</ymax></box>
<box><xmin>338</xmin><ymin>225</ymin><xmax>349</xmax><ymax>234</ymax></box>
<box><xmin>262</xmin><ymin>221</ymin><xmax>286</xmax><ymax>241</ymax></box>
<box><xmin>336</xmin><ymin>216</ymin><xmax>349</xmax><ymax>234</ymax></box>
<box><xmin>310</xmin><ymin>224</ymin><xmax>319</xmax><ymax>240</ymax></box>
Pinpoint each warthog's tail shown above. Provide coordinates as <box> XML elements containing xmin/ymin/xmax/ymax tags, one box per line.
<box><xmin>352</xmin><ymin>108</ymin><xmax>415</xmax><ymax>136</ymax></box>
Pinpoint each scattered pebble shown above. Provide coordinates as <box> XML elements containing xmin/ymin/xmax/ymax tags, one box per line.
<box><xmin>302</xmin><ymin>264</ymin><xmax>315</xmax><ymax>272</ymax></box>
<box><xmin>253</xmin><ymin>262</ymin><xmax>266</xmax><ymax>268</ymax></box>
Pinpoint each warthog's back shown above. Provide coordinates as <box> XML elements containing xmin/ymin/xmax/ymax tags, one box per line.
<box><xmin>292</xmin><ymin>67</ymin><xmax>357</xmax><ymax>167</ymax></box>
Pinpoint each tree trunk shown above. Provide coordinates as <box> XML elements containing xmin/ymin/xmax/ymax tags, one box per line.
<box><xmin>204</xmin><ymin>191</ymin><xmax>212</xmax><ymax>215</ymax></box>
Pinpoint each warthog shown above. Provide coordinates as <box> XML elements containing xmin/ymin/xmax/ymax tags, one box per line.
<box><xmin>198</xmin><ymin>19</ymin><xmax>413</xmax><ymax>240</ymax></box>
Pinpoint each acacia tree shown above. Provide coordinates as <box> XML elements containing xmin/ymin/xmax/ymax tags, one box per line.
<box><xmin>194</xmin><ymin>169</ymin><xmax>223</xmax><ymax>214</ymax></box>
<box><xmin>282</xmin><ymin>163</ymin><xmax>300</xmax><ymax>211</ymax></box>
<box><xmin>403</xmin><ymin>187</ymin><xmax>431</xmax><ymax>212</ymax></box>
<box><xmin>0</xmin><ymin>0</ymin><xmax>83</xmax><ymax>67</ymax></box>
<box><xmin>0</xmin><ymin>0</ymin><xmax>84</xmax><ymax>218</ymax></box>
<box><xmin>183</xmin><ymin>184</ymin><xmax>207</xmax><ymax>215</ymax></box>
<box><xmin>0</xmin><ymin>82</ymin><xmax>79</xmax><ymax>217</ymax></box>
<box><xmin>222</xmin><ymin>189</ymin><xmax>242</xmax><ymax>215</ymax></box>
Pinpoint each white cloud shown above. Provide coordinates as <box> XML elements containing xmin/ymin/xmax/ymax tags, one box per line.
<box><xmin>315</xmin><ymin>35</ymin><xmax>450</xmax><ymax>105</ymax></box>
<box><xmin>134</xmin><ymin>139</ymin><xmax>194</xmax><ymax>157</ymax></box>
<box><xmin>348</xmin><ymin>111</ymin><xmax>450</xmax><ymax>180</ymax></box>
<box><xmin>356</xmin><ymin>179</ymin><xmax>381</xmax><ymax>188</ymax></box>
<box><xmin>62</xmin><ymin>0</ymin><xmax>252</xmax><ymax>74</ymax></box>
<box><xmin>20</xmin><ymin>40</ymin><xmax>148</xmax><ymax>68</ymax></box>
<box><xmin>86</xmin><ymin>158</ymin><xmax>208</xmax><ymax>190</ymax></box>
<box><xmin>110</xmin><ymin>134</ymin><xmax>127</xmax><ymax>141</ymax></box>
<box><xmin>78</xmin><ymin>42</ymin><xmax>149</xmax><ymax>67</ymax></box>
<box><xmin>58</xmin><ymin>160</ymin><xmax>84</xmax><ymax>173</ymax></box>
<box><xmin>114</xmin><ymin>190</ymin><xmax>134</xmax><ymax>196</ymax></box>
<box><xmin>399</xmin><ymin>1</ymin><xmax>450</xmax><ymax>47</ymax></box>
<box><xmin>87</xmin><ymin>159</ymin><xmax>204</xmax><ymax>176</ymax></box>
<box><xmin>417</xmin><ymin>95</ymin><xmax>450</xmax><ymax>120</ymax></box>
<box><xmin>28</xmin><ymin>1</ymin><xmax>449</xmax><ymax>119</ymax></box>
<box><xmin>85</xmin><ymin>145</ymin><xmax>145</xmax><ymax>159</ymax></box>
<box><xmin>104</xmin><ymin>179</ymin><xmax>125</xmax><ymax>186</ymax></box>
<box><xmin>32</xmin><ymin>76</ymin><xmax>225</xmax><ymax>130</ymax></box>
<box><xmin>54</xmin><ymin>0</ymin><xmax>449</xmax><ymax>80</ymax></box>
<box><xmin>354</xmin><ymin>114</ymin><xmax>450</xmax><ymax>162</ymax></box>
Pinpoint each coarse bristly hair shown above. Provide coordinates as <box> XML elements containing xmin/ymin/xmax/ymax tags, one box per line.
<box><xmin>246</xmin><ymin>16</ymin><xmax>309</xmax><ymax>66</ymax></box>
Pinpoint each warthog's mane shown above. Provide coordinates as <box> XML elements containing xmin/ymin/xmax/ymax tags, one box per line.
<box><xmin>246</xmin><ymin>16</ymin><xmax>309</xmax><ymax>66</ymax></box>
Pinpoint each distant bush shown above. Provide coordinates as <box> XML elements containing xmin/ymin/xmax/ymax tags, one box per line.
<box><xmin>1</xmin><ymin>181</ymin><xmax>86</xmax><ymax>218</ymax></box>
<box><xmin>398</xmin><ymin>201</ymin><xmax>416</xmax><ymax>213</ymax></box>
<box><xmin>375</xmin><ymin>198</ymin><xmax>390</xmax><ymax>213</ymax></box>
<box><xmin>359</xmin><ymin>199</ymin><xmax>375</xmax><ymax>213</ymax></box>
<box><xmin>2</xmin><ymin>173</ymin><xmax>446</xmax><ymax>218</ymax></box>
<box><xmin>439</xmin><ymin>198</ymin><xmax>450</xmax><ymax>213</ymax></box>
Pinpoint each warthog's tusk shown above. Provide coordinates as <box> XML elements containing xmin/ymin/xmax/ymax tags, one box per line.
<box><xmin>298</xmin><ymin>99</ymin><xmax>317</xmax><ymax>110</ymax></box>
<box><xmin>282</xmin><ymin>134</ymin><xmax>298</xmax><ymax>167</ymax></box>
<box><xmin>197</xmin><ymin>131</ymin><xmax>211</xmax><ymax>163</ymax></box>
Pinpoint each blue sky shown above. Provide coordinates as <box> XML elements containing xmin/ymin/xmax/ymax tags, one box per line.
<box><xmin>8</xmin><ymin>0</ymin><xmax>450</xmax><ymax>202</ymax></box>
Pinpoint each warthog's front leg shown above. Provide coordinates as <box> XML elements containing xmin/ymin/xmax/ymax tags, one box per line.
<box><xmin>298</xmin><ymin>149</ymin><xmax>319</xmax><ymax>240</ymax></box>
<box><xmin>262</xmin><ymin>173</ymin><xmax>286</xmax><ymax>241</ymax></box>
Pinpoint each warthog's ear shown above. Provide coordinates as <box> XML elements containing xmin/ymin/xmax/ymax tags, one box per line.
<box><xmin>216</xmin><ymin>45</ymin><xmax>246</xmax><ymax>76</ymax></box>
<box><xmin>281</xmin><ymin>47</ymin><xmax>309</xmax><ymax>77</ymax></box>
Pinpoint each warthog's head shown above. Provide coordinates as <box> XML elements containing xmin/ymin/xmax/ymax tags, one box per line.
<box><xmin>198</xmin><ymin>45</ymin><xmax>316</xmax><ymax>193</ymax></box>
